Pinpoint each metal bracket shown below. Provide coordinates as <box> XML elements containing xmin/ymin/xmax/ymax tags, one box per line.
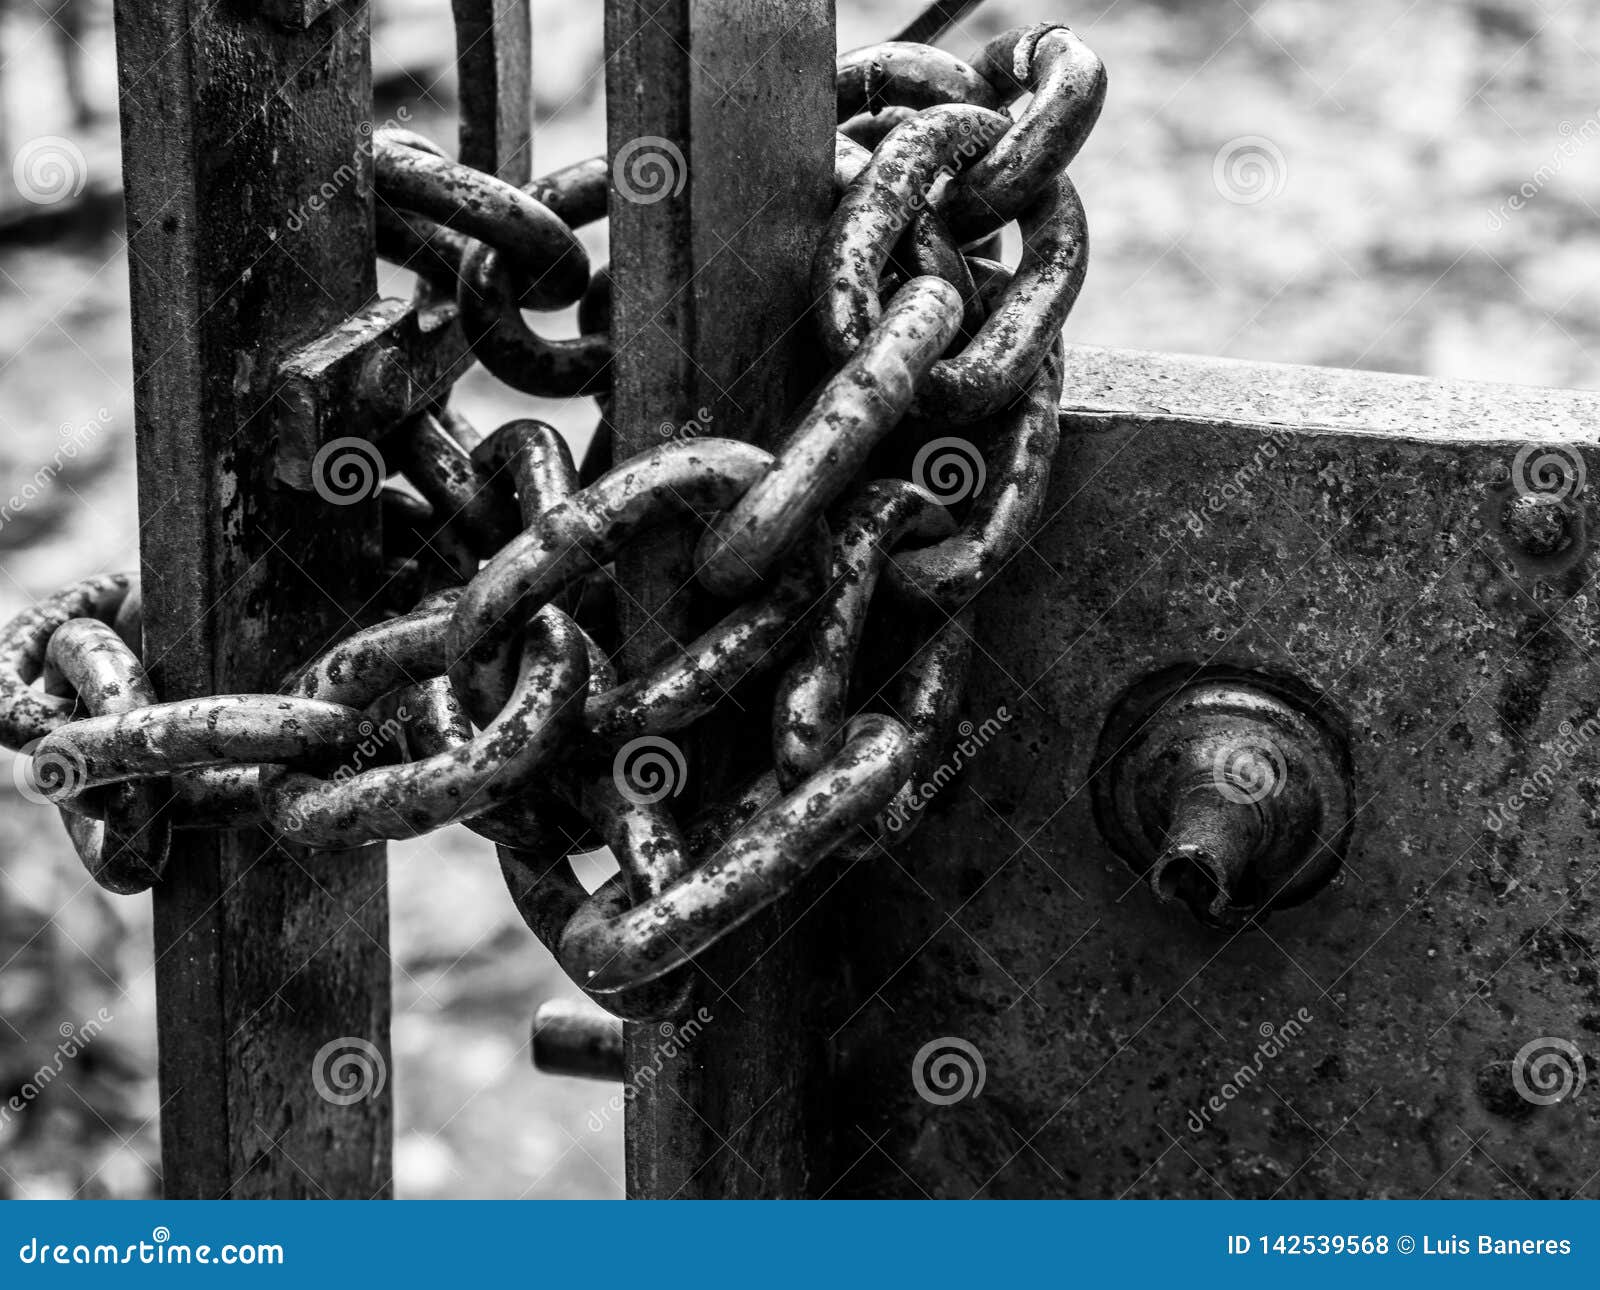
<box><xmin>274</xmin><ymin>299</ymin><xmax>472</xmax><ymax>491</ymax></box>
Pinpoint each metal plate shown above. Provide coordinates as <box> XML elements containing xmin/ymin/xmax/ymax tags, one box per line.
<box><xmin>817</xmin><ymin>344</ymin><xmax>1600</xmax><ymax>1198</ymax></box>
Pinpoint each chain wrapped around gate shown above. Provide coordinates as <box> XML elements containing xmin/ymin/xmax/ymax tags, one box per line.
<box><xmin>0</xmin><ymin>18</ymin><xmax>1104</xmax><ymax>1021</ymax></box>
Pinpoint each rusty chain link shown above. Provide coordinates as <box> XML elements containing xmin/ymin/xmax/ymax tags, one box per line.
<box><xmin>0</xmin><ymin>20</ymin><xmax>1105</xmax><ymax>1020</ymax></box>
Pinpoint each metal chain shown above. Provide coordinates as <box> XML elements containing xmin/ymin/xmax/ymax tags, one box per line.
<box><xmin>0</xmin><ymin>21</ymin><xmax>1105</xmax><ymax>1021</ymax></box>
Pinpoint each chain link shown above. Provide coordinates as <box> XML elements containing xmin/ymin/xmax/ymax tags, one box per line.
<box><xmin>0</xmin><ymin>21</ymin><xmax>1105</xmax><ymax>1019</ymax></box>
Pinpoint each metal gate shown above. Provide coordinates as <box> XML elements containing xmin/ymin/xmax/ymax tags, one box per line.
<box><xmin>1</xmin><ymin>0</ymin><xmax>1593</xmax><ymax>1199</ymax></box>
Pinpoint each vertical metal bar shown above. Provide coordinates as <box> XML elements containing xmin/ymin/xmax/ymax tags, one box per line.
<box><xmin>114</xmin><ymin>0</ymin><xmax>390</xmax><ymax>1197</ymax></box>
<box><xmin>451</xmin><ymin>0</ymin><xmax>532</xmax><ymax>184</ymax></box>
<box><xmin>604</xmin><ymin>0</ymin><xmax>836</xmax><ymax>1198</ymax></box>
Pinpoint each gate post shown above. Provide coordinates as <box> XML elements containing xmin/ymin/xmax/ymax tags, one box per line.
<box><xmin>602</xmin><ymin>0</ymin><xmax>836</xmax><ymax>1197</ymax></box>
<box><xmin>113</xmin><ymin>1</ymin><xmax>390</xmax><ymax>1197</ymax></box>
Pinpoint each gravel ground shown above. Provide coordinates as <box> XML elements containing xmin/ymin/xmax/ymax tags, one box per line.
<box><xmin>0</xmin><ymin>0</ymin><xmax>1595</xmax><ymax>1199</ymax></box>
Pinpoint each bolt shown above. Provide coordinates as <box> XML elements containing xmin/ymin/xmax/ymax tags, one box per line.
<box><xmin>1094</xmin><ymin>679</ymin><xmax>1352</xmax><ymax>928</ymax></box>
<box><xmin>1147</xmin><ymin>789</ymin><xmax>1262</xmax><ymax>927</ymax></box>
<box><xmin>1501</xmin><ymin>492</ymin><xmax>1573</xmax><ymax>559</ymax></box>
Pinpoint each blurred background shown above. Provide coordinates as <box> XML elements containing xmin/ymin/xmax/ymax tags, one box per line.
<box><xmin>1</xmin><ymin>0</ymin><xmax>1597</xmax><ymax>1198</ymax></box>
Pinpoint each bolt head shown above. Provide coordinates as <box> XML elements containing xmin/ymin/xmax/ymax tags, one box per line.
<box><xmin>1502</xmin><ymin>493</ymin><xmax>1573</xmax><ymax>558</ymax></box>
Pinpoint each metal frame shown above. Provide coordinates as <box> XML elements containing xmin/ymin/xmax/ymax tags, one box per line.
<box><xmin>115</xmin><ymin>0</ymin><xmax>390</xmax><ymax>1198</ymax></box>
<box><xmin>107</xmin><ymin>0</ymin><xmax>1599</xmax><ymax>1200</ymax></box>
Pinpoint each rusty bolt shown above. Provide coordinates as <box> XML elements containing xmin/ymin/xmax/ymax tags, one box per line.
<box><xmin>1500</xmin><ymin>493</ymin><xmax>1574</xmax><ymax>559</ymax></box>
<box><xmin>1093</xmin><ymin>677</ymin><xmax>1352</xmax><ymax>928</ymax></box>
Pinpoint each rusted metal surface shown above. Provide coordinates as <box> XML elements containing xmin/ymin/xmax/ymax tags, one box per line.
<box><xmin>0</xmin><ymin>572</ymin><xmax>132</xmax><ymax>746</ymax></box>
<box><xmin>113</xmin><ymin>0</ymin><xmax>390</xmax><ymax>1197</ymax></box>
<box><xmin>835</xmin><ymin>42</ymin><xmax>1001</xmax><ymax>120</ymax></box>
<box><xmin>697</xmin><ymin>279</ymin><xmax>963</xmax><ymax>598</ymax></box>
<box><xmin>260</xmin><ymin>0</ymin><xmax>340</xmax><ymax>29</ymax></box>
<box><xmin>603</xmin><ymin>0</ymin><xmax>840</xmax><ymax>1200</ymax></box>
<box><xmin>799</xmin><ymin>346</ymin><xmax>1600</xmax><ymax>1197</ymax></box>
<box><xmin>0</xmin><ymin>0</ymin><xmax>1122</xmax><ymax>1199</ymax></box>
<box><xmin>38</xmin><ymin>695</ymin><xmax>370</xmax><ymax>788</ymax></box>
<box><xmin>890</xmin><ymin>336</ymin><xmax>1064</xmax><ymax>609</ymax></box>
<box><xmin>814</xmin><ymin>103</ymin><xmax>1088</xmax><ymax>424</ymax></box>
<box><xmin>457</xmin><ymin>240</ymin><xmax>612</xmax><ymax>396</ymax></box>
<box><xmin>275</xmin><ymin>298</ymin><xmax>472</xmax><ymax>489</ymax></box>
<box><xmin>561</xmin><ymin>714</ymin><xmax>914</xmax><ymax>993</ymax></box>
<box><xmin>374</xmin><ymin>129</ymin><xmax>588</xmax><ymax>306</ymax></box>
<box><xmin>263</xmin><ymin>606</ymin><xmax>588</xmax><ymax>847</ymax></box>
<box><xmin>447</xmin><ymin>438</ymin><xmax>772</xmax><ymax>723</ymax></box>
<box><xmin>946</xmin><ymin>25</ymin><xmax>1106</xmax><ymax>239</ymax></box>
<box><xmin>46</xmin><ymin>618</ymin><xmax>170</xmax><ymax>895</ymax></box>
<box><xmin>773</xmin><ymin>480</ymin><xmax>954</xmax><ymax>787</ymax></box>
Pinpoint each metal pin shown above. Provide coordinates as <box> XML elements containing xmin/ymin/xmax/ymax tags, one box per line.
<box><xmin>532</xmin><ymin>1000</ymin><xmax>624</xmax><ymax>1082</ymax></box>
